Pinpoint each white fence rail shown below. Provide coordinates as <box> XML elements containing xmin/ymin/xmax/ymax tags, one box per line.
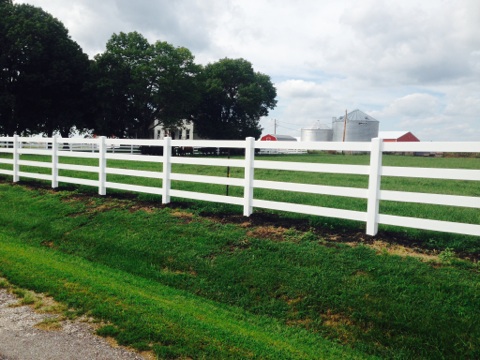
<box><xmin>0</xmin><ymin>135</ymin><xmax>479</xmax><ymax>237</ymax></box>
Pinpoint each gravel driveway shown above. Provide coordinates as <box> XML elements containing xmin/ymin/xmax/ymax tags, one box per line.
<box><xmin>0</xmin><ymin>289</ymin><xmax>146</xmax><ymax>360</ymax></box>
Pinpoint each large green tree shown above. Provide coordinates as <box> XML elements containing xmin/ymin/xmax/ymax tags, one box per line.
<box><xmin>92</xmin><ymin>32</ymin><xmax>200</xmax><ymax>138</ymax></box>
<box><xmin>191</xmin><ymin>58</ymin><xmax>277</xmax><ymax>140</ymax></box>
<box><xmin>0</xmin><ymin>2</ymin><xmax>91</xmax><ymax>137</ymax></box>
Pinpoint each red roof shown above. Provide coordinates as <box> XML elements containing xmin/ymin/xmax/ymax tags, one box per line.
<box><xmin>260</xmin><ymin>134</ymin><xmax>297</xmax><ymax>141</ymax></box>
<box><xmin>378</xmin><ymin>131</ymin><xmax>419</xmax><ymax>142</ymax></box>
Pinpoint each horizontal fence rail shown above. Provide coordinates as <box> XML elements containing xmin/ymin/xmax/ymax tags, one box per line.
<box><xmin>0</xmin><ymin>135</ymin><xmax>479</xmax><ymax>237</ymax></box>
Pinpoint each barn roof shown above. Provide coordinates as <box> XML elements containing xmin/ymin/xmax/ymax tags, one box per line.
<box><xmin>261</xmin><ymin>134</ymin><xmax>297</xmax><ymax>141</ymax></box>
<box><xmin>275</xmin><ymin>135</ymin><xmax>297</xmax><ymax>141</ymax></box>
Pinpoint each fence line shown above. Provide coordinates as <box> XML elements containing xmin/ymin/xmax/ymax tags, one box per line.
<box><xmin>0</xmin><ymin>135</ymin><xmax>479</xmax><ymax>237</ymax></box>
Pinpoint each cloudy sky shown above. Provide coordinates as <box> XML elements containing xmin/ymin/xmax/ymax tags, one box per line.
<box><xmin>16</xmin><ymin>0</ymin><xmax>480</xmax><ymax>141</ymax></box>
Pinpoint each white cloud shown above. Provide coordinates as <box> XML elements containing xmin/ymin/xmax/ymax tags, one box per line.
<box><xmin>276</xmin><ymin>80</ymin><xmax>330</xmax><ymax>99</ymax></box>
<box><xmin>375</xmin><ymin>93</ymin><xmax>441</xmax><ymax>118</ymax></box>
<box><xmin>14</xmin><ymin>0</ymin><xmax>480</xmax><ymax>141</ymax></box>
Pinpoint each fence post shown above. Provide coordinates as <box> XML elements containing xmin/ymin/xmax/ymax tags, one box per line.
<box><xmin>366</xmin><ymin>137</ymin><xmax>383</xmax><ymax>235</ymax></box>
<box><xmin>98</xmin><ymin>136</ymin><xmax>106</xmax><ymax>195</ymax></box>
<box><xmin>13</xmin><ymin>134</ymin><xmax>19</xmax><ymax>182</ymax></box>
<box><xmin>243</xmin><ymin>137</ymin><xmax>255</xmax><ymax>216</ymax></box>
<box><xmin>162</xmin><ymin>137</ymin><xmax>172</xmax><ymax>204</ymax></box>
<box><xmin>52</xmin><ymin>136</ymin><xmax>58</xmax><ymax>188</ymax></box>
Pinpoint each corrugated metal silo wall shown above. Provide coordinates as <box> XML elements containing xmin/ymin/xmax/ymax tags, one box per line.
<box><xmin>321</xmin><ymin>129</ymin><xmax>333</xmax><ymax>141</ymax></box>
<box><xmin>332</xmin><ymin>120</ymin><xmax>379</xmax><ymax>141</ymax></box>
<box><xmin>301</xmin><ymin>128</ymin><xmax>333</xmax><ymax>142</ymax></box>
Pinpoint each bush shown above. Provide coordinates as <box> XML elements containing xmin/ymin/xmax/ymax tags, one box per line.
<box><xmin>140</xmin><ymin>145</ymin><xmax>164</xmax><ymax>155</ymax></box>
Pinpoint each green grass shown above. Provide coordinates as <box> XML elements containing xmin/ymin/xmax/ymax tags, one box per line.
<box><xmin>0</xmin><ymin>182</ymin><xmax>479</xmax><ymax>359</ymax></box>
<box><xmin>0</xmin><ymin>151</ymin><xmax>479</xmax><ymax>254</ymax></box>
<box><xmin>0</xmin><ymin>237</ymin><xmax>369</xmax><ymax>359</ymax></box>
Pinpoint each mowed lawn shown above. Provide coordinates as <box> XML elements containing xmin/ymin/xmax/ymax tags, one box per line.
<box><xmin>0</xmin><ymin>152</ymin><xmax>479</xmax><ymax>358</ymax></box>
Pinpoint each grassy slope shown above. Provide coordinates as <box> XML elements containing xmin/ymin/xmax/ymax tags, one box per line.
<box><xmin>0</xmin><ymin>183</ymin><xmax>370</xmax><ymax>359</ymax></box>
<box><xmin>0</xmin><ymin>237</ymin><xmax>367</xmax><ymax>359</ymax></box>
<box><xmin>0</xmin><ymin>182</ymin><xmax>479</xmax><ymax>359</ymax></box>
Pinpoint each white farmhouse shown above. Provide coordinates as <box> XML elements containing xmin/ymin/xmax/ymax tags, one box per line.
<box><xmin>152</xmin><ymin>120</ymin><xmax>199</xmax><ymax>140</ymax></box>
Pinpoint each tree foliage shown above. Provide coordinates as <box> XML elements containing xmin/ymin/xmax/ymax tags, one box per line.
<box><xmin>92</xmin><ymin>32</ymin><xmax>200</xmax><ymax>138</ymax></box>
<box><xmin>0</xmin><ymin>3</ymin><xmax>91</xmax><ymax>137</ymax></box>
<box><xmin>0</xmin><ymin>3</ymin><xmax>277</xmax><ymax>140</ymax></box>
<box><xmin>191</xmin><ymin>58</ymin><xmax>277</xmax><ymax>140</ymax></box>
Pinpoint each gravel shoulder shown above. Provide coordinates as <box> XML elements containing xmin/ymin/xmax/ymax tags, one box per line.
<box><xmin>0</xmin><ymin>288</ymin><xmax>148</xmax><ymax>360</ymax></box>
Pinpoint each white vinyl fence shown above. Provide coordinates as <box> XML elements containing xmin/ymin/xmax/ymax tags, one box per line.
<box><xmin>0</xmin><ymin>135</ymin><xmax>479</xmax><ymax>237</ymax></box>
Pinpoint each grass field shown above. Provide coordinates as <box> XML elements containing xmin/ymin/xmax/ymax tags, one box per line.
<box><xmin>1</xmin><ymin>151</ymin><xmax>479</xmax><ymax>250</ymax></box>
<box><xmin>0</xmin><ymin>152</ymin><xmax>479</xmax><ymax>358</ymax></box>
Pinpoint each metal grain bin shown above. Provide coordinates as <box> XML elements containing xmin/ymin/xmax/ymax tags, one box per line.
<box><xmin>301</xmin><ymin>128</ymin><xmax>333</xmax><ymax>142</ymax></box>
<box><xmin>332</xmin><ymin>109</ymin><xmax>379</xmax><ymax>142</ymax></box>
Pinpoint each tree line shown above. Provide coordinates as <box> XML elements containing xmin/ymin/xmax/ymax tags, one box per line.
<box><xmin>0</xmin><ymin>1</ymin><xmax>277</xmax><ymax>139</ymax></box>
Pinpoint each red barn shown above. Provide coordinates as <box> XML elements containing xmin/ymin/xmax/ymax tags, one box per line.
<box><xmin>260</xmin><ymin>134</ymin><xmax>297</xmax><ymax>141</ymax></box>
<box><xmin>378</xmin><ymin>131</ymin><xmax>420</xmax><ymax>142</ymax></box>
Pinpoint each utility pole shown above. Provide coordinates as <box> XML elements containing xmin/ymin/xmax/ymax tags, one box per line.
<box><xmin>342</xmin><ymin>109</ymin><xmax>348</xmax><ymax>142</ymax></box>
<box><xmin>273</xmin><ymin>119</ymin><xmax>277</xmax><ymax>135</ymax></box>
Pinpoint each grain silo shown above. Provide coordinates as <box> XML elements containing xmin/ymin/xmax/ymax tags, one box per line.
<box><xmin>301</xmin><ymin>124</ymin><xmax>333</xmax><ymax>142</ymax></box>
<box><xmin>332</xmin><ymin>109</ymin><xmax>379</xmax><ymax>142</ymax></box>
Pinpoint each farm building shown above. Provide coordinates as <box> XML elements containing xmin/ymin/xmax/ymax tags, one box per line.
<box><xmin>152</xmin><ymin>120</ymin><xmax>199</xmax><ymax>140</ymax></box>
<box><xmin>378</xmin><ymin>131</ymin><xmax>420</xmax><ymax>142</ymax></box>
<box><xmin>259</xmin><ymin>134</ymin><xmax>304</xmax><ymax>154</ymax></box>
<box><xmin>260</xmin><ymin>134</ymin><xmax>297</xmax><ymax>141</ymax></box>
<box><xmin>300</xmin><ymin>126</ymin><xmax>333</xmax><ymax>142</ymax></box>
<box><xmin>332</xmin><ymin>109</ymin><xmax>379</xmax><ymax>142</ymax></box>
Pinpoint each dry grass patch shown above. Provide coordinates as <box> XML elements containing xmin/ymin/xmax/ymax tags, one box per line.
<box><xmin>170</xmin><ymin>210</ymin><xmax>195</xmax><ymax>223</ymax></box>
<box><xmin>359</xmin><ymin>240</ymin><xmax>439</xmax><ymax>262</ymax></box>
<box><xmin>247</xmin><ymin>225</ymin><xmax>289</xmax><ymax>241</ymax></box>
<box><xmin>35</xmin><ymin>316</ymin><xmax>63</xmax><ymax>331</ymax></box>
<box><xmin>322</xmin><ymin>310</ymin><xmax>355</xmax><ymax>328</ymax></box>
<box><xmin>320</xmin><ymin>310</ymin><xmax>360</xmax><ymax>345</ymax></box>
<box><xmin>162</xmin><ymin>266</ymin><xmax>198</xmax><ymax>277</ymax></box>
<box><xmin>129</xmin><ymin>205</ymin><xmax>156</xmax><ymax>213</ymax></box>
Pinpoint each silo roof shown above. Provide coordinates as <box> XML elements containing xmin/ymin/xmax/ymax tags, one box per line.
<box><xmin>336</xmin><ymin>109</ymin><xmax>378</xmax><ymax>122</ymax></box>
